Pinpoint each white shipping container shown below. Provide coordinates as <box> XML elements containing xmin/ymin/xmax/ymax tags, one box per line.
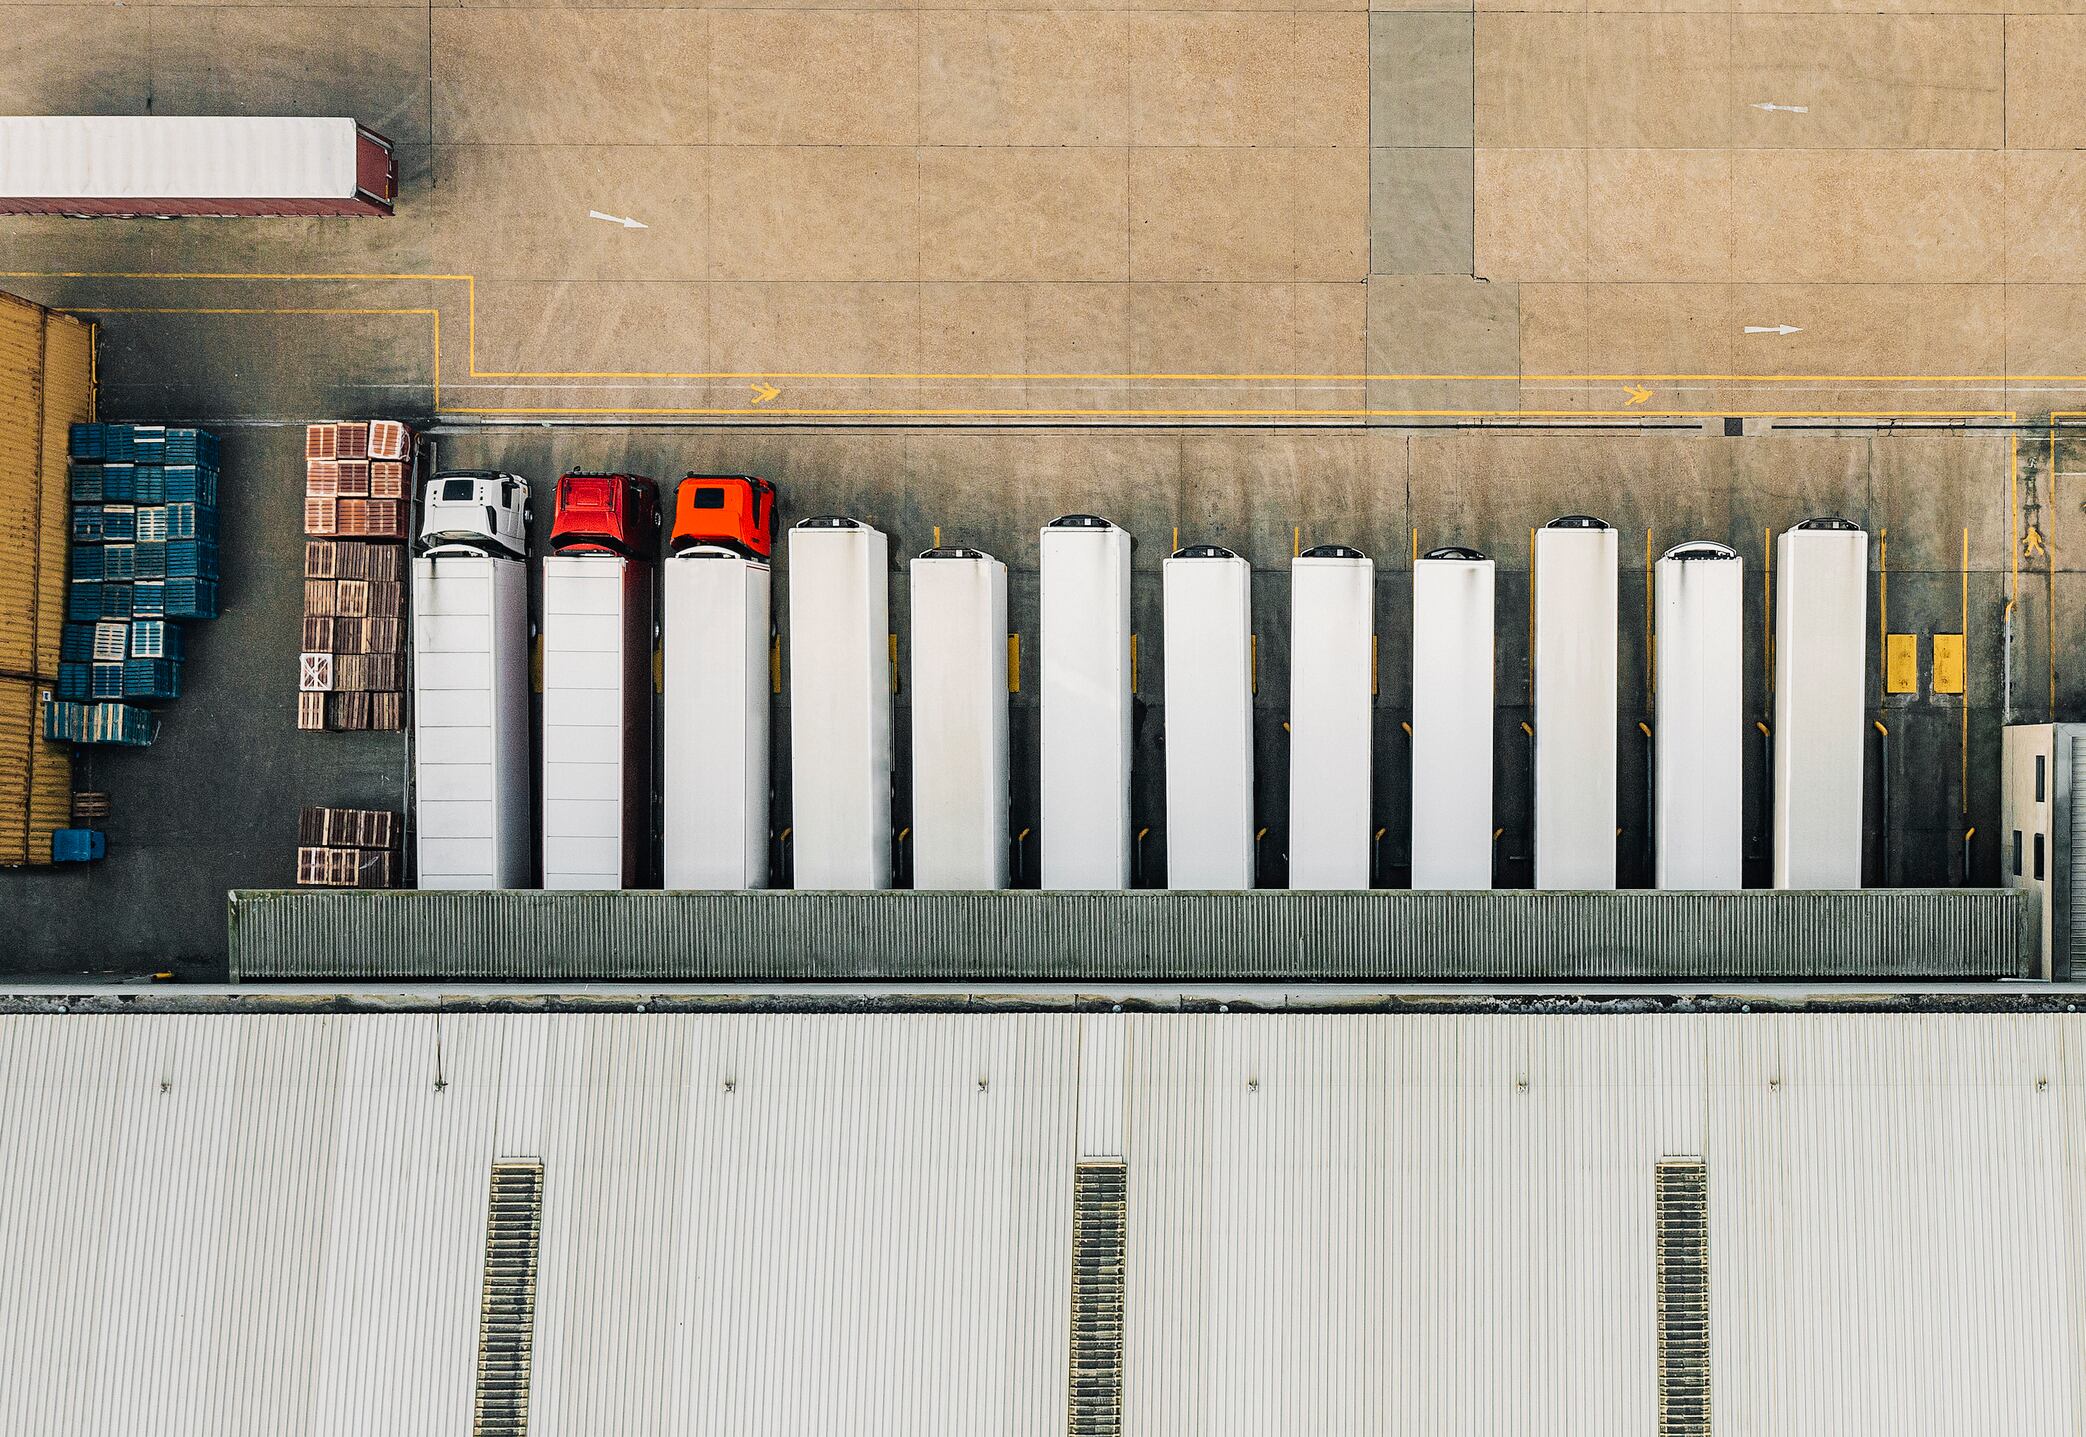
<box><xmin>1288</xmin><ymin>546</ymin><xmax>1375</xmax><ymax>889</ymax></box>
<box><xmin>1655</xmin><ymin>541</ymin><xmax>1745</xmax><ymax>889</ymax></box>
<box><xmin>412</xmin><ymin>552</ymin><xmax>531</xmax><ymax>889</ymax></box>
<box><xmin>1039</xmin><ymin>516</ymin><xmax>1133</xmax><ymax>889</ymax></box>
<box><xmin>1774</xmin><ymin>519</ymin><xmax>1869</xmax><ymax>888</ymax></box>
<box><xmin>0</xmin><ymin>116</ymin><xmax>394</xmax><ymax>214</ymax></box>
<box><xmin>788</xmin><ymin>519</ymin><xmax>893</xmax><ymax>889</ymax></box>
<box><xmin>539</xmin><ymin>555</ymin><xmax>652</xmax><ymax>889</ymax></box>
<box><xmin>1411</xmin><ymin>549</ymin><xmax>1495</xmax><ymax>889</ymax></box>
<box><xmin>1163</xmin><ymin>547</ymin><xmax>1255</xmax><ymax>889</ymax></box>
<box><xmin>909</xmin><ymin>550</ymin><xmax>1011</xmax><ymax>889</ymax></box>
<box><xmin>663</xmin><ymin>551</ymin><xmax>772</xmax><ymax>889</ymax></box>
<box><xmin>1533</xmin><ymin>518</ymin><xmax>1619</xmax><ymax>889</ymax></box>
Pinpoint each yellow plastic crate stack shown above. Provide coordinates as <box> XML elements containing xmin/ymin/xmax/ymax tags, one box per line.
<box><xmin>0</xmin><ymin>290</ymin><xmax>94</xmax><ymax>866</ymax></box>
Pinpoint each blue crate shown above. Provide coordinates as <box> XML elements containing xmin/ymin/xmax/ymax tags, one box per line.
<box><xmin>55</xmin><ymin>663</ymin><xmax>88</xmax><ymax>700</ymax></box>
<box><xmin>71</xmin><ymin>545</ymin><xmax>104</xmax><ymax>581</ymax></box>
<box><xmin>51</xmin><ymin>830</ymin><xmax>105</xmax><ymax>863</ymax></box>
<box><xmin>134</xmin><ymin>541</ymin><xmax>166</xmax><ymax>579</ymax></box>
<box><xmin>65</xmin><ymin>580</ymin><xmax>101</xmax><ymax>622</ymax></box>
<box><xmin>99</xmin><ymin>581</ymin><xmax>132</xmax><ymax>619</ymax></box>
<box><xmin>129</xmin><ymin>620</ymin><xmax>181</xmax><ymax>660</ymax></box>
<box><xmin>100</xmin><ymin>504</ymin><xmax>135</xmax><ymax>541</ymax></box>
<box><xmin>164</xmin><ymin>465</ymin><xmax>218</xmax><ymax>505</ymax></box>
<box><xmin>164</xmin><ymin>503</ymin><xmax>217</xmax><ymax>542</ymax></box>
<box><xmin>43</xmin><ymin>701</ymin><xmax>155</xmax><ymax>747</ymax></box>
<box><xmin>134</xmin><ymin>464</ymin><xmax>165</xmax><ymax>504</ymax></box>
<box><xmin>102</xmin><ymin>427</ymin><xmax>134</xmax><ymax>462</ymax></box>
<box><xmin>90</xmin><ymin>662</ymin><xmax>124</xmax><ymax>699</ymax></box>
<box><xmin>71</xmin><ymin>507</ymin><xmax>103</xmax><ymax>545</ymax></box>
<box><xmin>59</xmin><ymin>623</ymin><xmax>95</xmax><ymax>663</ymax></box>
<box><xmin>131</xmin><ymin>425</ymin><xmax>165</xmax><ymax>460</ymax></box>
<box><xmin>166</xmin><ymin>539</ymin><xmax>218</xmax><ymax>580</ymax></box>
<box><xmin>131</xmin><ymin>580</ymin><xmax>165</xmax><ymax>618</ymax></box>
<box><xmin>69</xmin><ymin>423</ymin><xmax>104</xmax><ymax>460</ymax></box>
<box><xmin>135</xmin><ymin>506</ymin><xmax>168</xmax><ymax>543</ymax></box>
<box><xmin>69</xmin><ymin>464</ymin><xmax>103</xmax><ymax>504</ymax></box>
<box><xmin>101</xmin><ymin>463</ymin><xmax>135</xmax><ymax>502</ymax></box>
<box><xmin>122</xmin><ymin>657</ymin><xmax>181</xmax><ymax>700</ymax></box>
<box><xmin>91</xmin><ymin>621</ymin><xmax>126</xmax><ymax>661</ymax></box>
<box><xmin>164</xmin><ymin>428</ymin><xmax>214</xmax><ymax>464</ymax></box>
<box><xmin>163</xmin><ymin>578</ymin><xmax>218</xmax><ymax>620</ymax></box>
<box><xmin>101</xmin><ymin>542</ymin><xmax>135</xmax><ymax>581</ymax></box>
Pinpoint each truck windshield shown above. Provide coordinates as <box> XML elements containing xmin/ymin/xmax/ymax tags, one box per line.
<box><xmin>441</xmin><ymin>479</ymin><xmax>476</xmax><ymax>502</ymax></box>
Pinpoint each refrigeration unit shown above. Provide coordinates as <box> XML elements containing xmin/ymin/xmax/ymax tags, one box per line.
<box><xmin>1288</xmin><ymin>545</ymin><xmax>1374</xmax><ymax>888</ymax></box>
<box><xmin>909</xmin><ymin>548</ymin><xmax>1010</xmax><ymax>889</ymax></box>
<box><xmin>663</xmin><ymin>548</ymin><xmax>772</xmax><ymax>889</ymax></box>
<box><xmin>539</xmin><ymin>474</ymin><xmax>659</xmax><ymax>890</ymax></box>
<box><xmin>1162</xmin><ymin>545</ymin><xmax>1255</xmax><ymax>889</ymax></box>
<box><xmin>1655</xmin><ymin>541</ymin><xmax>1745</xmax><ymax>889</ymax></box>
<box><xmin>1774</xmin><ymin>518</ymin><xmax>1869</xmax><ymax>888</ymax></box>
<box><xmin>412</xmin><ymin>549</ymin><xmax>531</xmax><ymax>888</ymax></box>
<box><xmin>1411</xmin><ymin>547</ymin><xmax>1495</xmax><ymax>889</ymax></box>
<box><xmin>788</xmin><ymin>517</ymin><xmax>893</xmax><ymax>889</ymax></box>
<box><xmin>1039</xmin><ymin>515</ymin><xmax>1133</xmax><ymax>889</ymax></box>
<box><xmin>1533</xmin><ymin>517</ymin><xmax>1618</xmax><ymax>889</ymax></box>
<box><xmin>2003</xmin><ymin>723</ymin><xmax>2086</xmax><ymax>979</ymax></box>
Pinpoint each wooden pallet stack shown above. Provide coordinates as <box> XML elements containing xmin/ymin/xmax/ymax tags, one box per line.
<box><xmin>299</xmin><ymin>420</ymin><xmax>415</xmax><ymax>732</ymax></box>
<box><xmin>295</xmin><ymin>804</ymin><xmax>402</xmax><ymax>887</ymax></box>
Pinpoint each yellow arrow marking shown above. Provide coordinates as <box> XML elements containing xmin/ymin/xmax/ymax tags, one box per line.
<box><xmin>1624</xmin><ymin>384</ymin><xmax>1653</xmax><ymax>407</ymax></box>
<box><xmin>750</xmin><ymin>381</ymin><xmax>780</xmax><ymax>405</ymax></box>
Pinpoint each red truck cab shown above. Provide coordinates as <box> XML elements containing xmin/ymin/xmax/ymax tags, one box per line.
<box><xmin>670</xmin><ymin>475</ymin><xmax>776</xmax><ymax>559</ymax></box>
<box><xmin>549</xmin><ymin>472</ymin><xmax>659</xmax><ymax>557</ymax></box>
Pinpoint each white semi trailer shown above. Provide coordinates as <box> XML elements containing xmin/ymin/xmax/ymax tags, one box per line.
<box><xmin>1288</xmin><ymin>545</ymin><xmax>1374</xmax><ymax>889</ymax></box>
<box><xmin>663</xmin><ymin>549</ymin><xmax>772</xmax><ymax>889</ymax></box>
<box><xmin>788</xmin><ymin>517</ymin><xmax>893</xmax><ymax>889</ymax></box>
<box><xmin>1774</xmin><ymin>518</ymin><xmax>1869</xmax><ymax>888</ymax></box>
<box><xmin>1411</xmin><ymin>547</ymin><xmax>1496</xmax><ymax>890</ymax></box>
<box><xmin>909</xmin><ymin>548</ymin><xmax>1010</xmax><ymax>890</ymax></box>
<box><xmin>412</xmin><ymin>544</ymin><xmax>532</xmax><ymax>889</ymax></box>
<box><xmin>1655</xmin><ymin>540</ymin><xmax>1745</xmax><ymax>889</ymax></box>
<box><xmin>539</xmin><ymin>554</ymin><xmax>653</xmax><ymax>888</ymax></box>
<box><xmin>1039</xmin><ymin>515</ymin><xmax>1134</xmax><ymax>889</ymax></box>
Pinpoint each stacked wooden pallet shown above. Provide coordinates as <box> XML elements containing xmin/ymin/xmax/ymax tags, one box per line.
<box><xmin>295</xmin><ymin>804</ymin><xmax>402</xmax><ymax>887</ymax></box>
<box><xmin>299</xmin><ymin>421</ymin><xmax>415</xmax><ymax>732</ymax></box>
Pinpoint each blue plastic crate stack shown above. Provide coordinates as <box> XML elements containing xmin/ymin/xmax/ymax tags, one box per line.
<box><xmin>47</xmin><ymin>423</ymin><xmax>224</xmax><ymax>748</ymax></box>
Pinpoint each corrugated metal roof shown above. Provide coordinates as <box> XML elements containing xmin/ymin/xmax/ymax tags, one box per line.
<box><xmin>0</xmin><ymin>1011</ymin><xmax>2080</xmax><ymax>1433</ymax></box>
<box><xmin>225</xmin><ymin>888</ymin><xmax>2035</xmax><ymax>982</ymax></box>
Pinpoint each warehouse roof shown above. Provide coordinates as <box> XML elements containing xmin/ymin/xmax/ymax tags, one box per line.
<box><xmin>1</xmin><ymin>1009</ymin><xmax>2079</xmax><ymax>1432</ymax></box>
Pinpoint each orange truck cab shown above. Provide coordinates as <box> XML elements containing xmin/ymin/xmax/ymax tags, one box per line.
<box><xmin>549</xmin><ymin>472</ymin><xmax>659</xmax><ymax>557</ymax></box>
<box><xmin>670</xmin><ymin>474</ymin><xmax>776</xmax><ymax>559</ymax></box>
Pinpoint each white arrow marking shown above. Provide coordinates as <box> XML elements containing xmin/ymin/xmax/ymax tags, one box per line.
<box><xmin>1744</xmin><ymin>325</ymin><xmax>1803</xmax><ymax>336</ymax></box>
<box><xmin>1750</xmin><ymin>102</ymin><xmax>1809</xmax><ymax>113</ymax></box>
<box><xmin>588</xmin><ymin>210</ymin><xmax>648</xmax><ymax>230</ymax></box>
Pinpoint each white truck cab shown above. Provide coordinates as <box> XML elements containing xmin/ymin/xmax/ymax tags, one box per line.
<box><xmin>418</xmin><ymin>470</ymin><xmax>532</xmax><ymax>558</ymax></box>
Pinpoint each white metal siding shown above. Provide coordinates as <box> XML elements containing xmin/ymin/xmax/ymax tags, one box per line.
<box><xmin>1039</xmin><ymin>524</ymin><xmax>1133</xmax><ymax>890</ymax></box>
<box><xmin>1773</xmin><ymin>526</ymin><xmax>1868</xmax><ymax>888</ymax></box>
<box><xmin>1534</xmin><ymin>527</ymin><xmax>1618</xmax><ymax>889</ymax></box>
<box><xmin>1</xmin><ymin>1011</ymin><xmax>2081</xmax><ymax>1435</ymax></box>
<box><xmin>1288</xmin><ymin>555</ymin><xmax>1374</xmax><ymax>889</ymax></box>
<box><xmin>663</xmin><ymin>554</ymin><xmax>771</xmax><ymax>890</ymax></box>
<box><xmin>0</xmin><ymin>116</ymin><xmax>362</xmax><ymax>198</ymax></box>
<box><xmin>413</xmin><ymin>554</ymin><xmax>532</xmax><ymax>889</ymax></box>
<box><xmin>787</xmin><ymin>525</ymin><xmax>893</xmax><ymax>889</ymax></box>
<box><xmin>1411</xmin><ymin>556</ymin><xmax>1495</xmax><ymax>889</ymax></box>
<box><xmin>909</xmin><ymin>554</ymin><xmax>1010</xmax><ymax>890</ymax></box>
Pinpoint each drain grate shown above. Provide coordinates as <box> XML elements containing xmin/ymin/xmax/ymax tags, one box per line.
<box><xmin>1655</xmin><ymin>1158</ymin><xmax>1710</xmax><ymax>1437</ymax></box>
<box><xmin>474</xmin><ymin>1160</ymin><xmax>545</xmax><ymax>1437</ymax></box>
<box><xmin>1068</xmin><ymin>1161</ymin><xmax>1127</xmax><ymax>1437</ymax></box>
